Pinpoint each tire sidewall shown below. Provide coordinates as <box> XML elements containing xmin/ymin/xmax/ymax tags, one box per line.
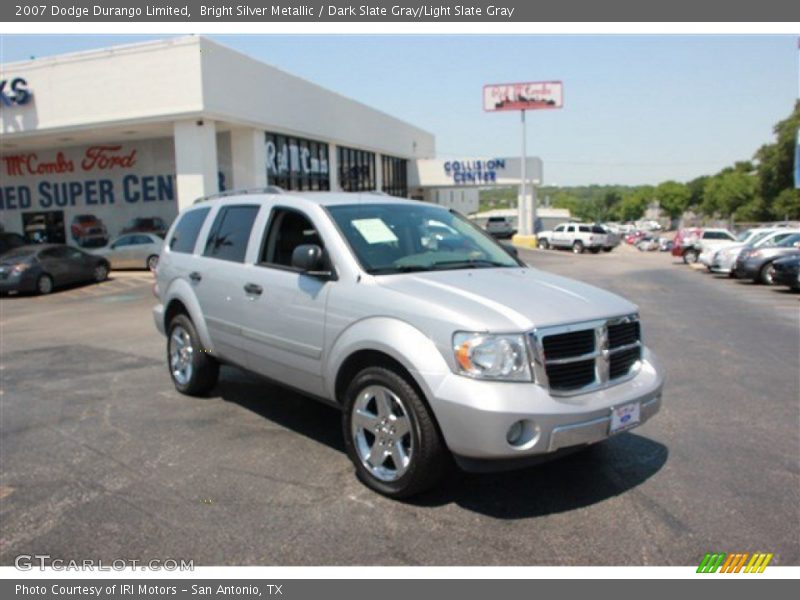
<box><xmin>94</xmin><ymin>262</ymin><xmax>109</xmax><ymax>282</ymax></box>
<box><xmin>37</xmin><ymin>274</ymin><xmax>53</xmax><ymax>295</ymax></box>
<box><xmin>167</xmin><ymin>314</ymin><xmax>203</xmax><ymax>394</ymax></box>
<box><xmin>760</xmin><ymin>262</ymin><xmax>775</xmax><ymax>285</ymax></box>
<box><xmin>573</xmin><ymin>241</ymin><xmax>584</xmax><ymax>254</ymax></box>
<box><xmin>147</xmin><ymin>255</ymin><xmax>159</xmax><ymax>271</ymax></box>
<box><xmin>342</xmin><ymin>367</ymin><xmax>428</xmax><ymax>497</ymax></box>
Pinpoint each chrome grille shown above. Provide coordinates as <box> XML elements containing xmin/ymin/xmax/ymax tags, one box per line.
<box><xmin>531</xmin><ymin>315</ymin><xmax>642</xmax><ymax>395</ymax></box>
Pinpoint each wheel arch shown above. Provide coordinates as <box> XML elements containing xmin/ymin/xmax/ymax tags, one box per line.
<box><xmin>162</xmin><ymin>281</ymin><xmax>215</xmax><ymax>354</ymax></box>
<box><xmin>326</xmin><ymin>317</ymin><xmax>451</xmax><ymax>408</ymax></box>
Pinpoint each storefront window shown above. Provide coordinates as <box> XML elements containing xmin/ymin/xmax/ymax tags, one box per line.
<box><xmin>338</xmin><ymin>146</ymin><xmax>376</xmax><ymax>192</ymax></box>
<box><xmin>381</xmin><ymin>155</ymin><xmax>408</xmax><ymax>198</ymax></box>
<box><xmin>265</xmin><ymin>133</ymin><xmax>330</xmax><ymax>191</ymax></box>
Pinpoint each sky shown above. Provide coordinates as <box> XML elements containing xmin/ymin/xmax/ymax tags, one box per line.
<box><xmin>1</xmin><ymin>34</ymin><xmax>798</xmax><ymax>187</ymax></box>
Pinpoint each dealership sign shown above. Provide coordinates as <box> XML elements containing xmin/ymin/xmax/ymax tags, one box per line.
<box><xmin>483</xmin><ymin>81</ymin><xmax>563</xmax><ymax>112</ymax></box>
<box><xmin>444</xmin><ymin>159</ymin><xmax>507</xmax><ymax>184</ymax></box>
<box><xmin>0</xmin><ymin>77</ymin><xmax>32</xmax><ymax>107</ymax></box>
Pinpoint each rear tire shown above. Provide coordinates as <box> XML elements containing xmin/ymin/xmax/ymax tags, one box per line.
<box><xmin>572</xmin><ymin>240</ymin><xmax>584</xmax><ymax>254</ymax></box>
<box><xmin>342</xmin><ymin>366</ymin><xmax>449</xmax><ymax>499</ymax></box>
<box><xmin>167</xmin><ymin>314</ymin><xmax>219</xmax><ymax>396</ymax></box>
<box><xmin>759</xmin><ymin>262</ymin><xmax>776</xmax><ymax>285</ymax></box>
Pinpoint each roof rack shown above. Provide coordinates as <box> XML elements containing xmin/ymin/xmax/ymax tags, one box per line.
<box><xmin>194</xmin><ymin>186</ymin><xmax>284</xmax><ymax>204</ymax></box>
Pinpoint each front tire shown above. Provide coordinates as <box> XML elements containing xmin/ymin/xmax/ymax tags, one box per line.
<box><xmin>146</xmin><ymin>254</ymin><xmax>159</xmax><ymax>271</ymax></box>
<box><xmin>683</xmin><ymin>249</ymin><xmax>698</xmax><ymax>264</ymax></box>
<box><xmin>572</xmin><ymin>240</ymin><xmax>584</xmax><ymax>254</ymax></box>
<box><xmin>93</xmin><ymin>263</ymin><xmax>109</xmax><ymax>282</ymax></box>
<box><xmin>36</xmin><ymin>274</ymin><xmax>54</xmax><ymax>295</ymax></box>
<box><xmin>343</xmin><ymin>366</ymin><xmax>449</xmax><ymax>499</ymax></box>
<box><xmin>167</xmin><ymin>314</ymin><xmax>219</xmax><ymax>396</ymax></box>
<box><xmin>538</xmin><ymin>238</ymin><xmax>549</xmax><ymax>250</ymax></box>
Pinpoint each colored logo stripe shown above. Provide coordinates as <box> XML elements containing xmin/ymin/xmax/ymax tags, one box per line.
<box><xmin>697</xmin><ymin>552</ymin><xmax>773</xmax><ymax>573</ymax></box>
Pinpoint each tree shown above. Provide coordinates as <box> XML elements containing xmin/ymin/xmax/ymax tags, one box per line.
<box><xmin>701</xmin><ymin>170</ymin><xmax>757</xmax><ymax>218</ymax></box>
<box><xmin>654</xmin><ymin>181</ymin><xmax>691</xmax><ymax>219</ymax></box>
<box><xmin>614</xmin><ymin>188</ymin><xmax>651</xmax><ymax>221</ymax></box>
<box><xmin>755</xmin><ymin>100</ymin><xmax>800</xmax><ymax>205</ymax></box>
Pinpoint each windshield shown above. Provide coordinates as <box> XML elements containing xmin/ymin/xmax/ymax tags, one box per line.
<box><xmin>327</xmin><ymin>203</ymin><xmax>520</xmax><ymax>274</ymax></box>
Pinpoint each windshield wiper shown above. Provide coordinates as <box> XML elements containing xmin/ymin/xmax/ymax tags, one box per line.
<box><xmin>429</xmin><ymin>259</ymin><xmax>511</xmax><ymax>270</ymax></box>
<box><xmin>366</xmin><ymin>265</ymin><xmax>433</xmax><ymax>275</ymax></box>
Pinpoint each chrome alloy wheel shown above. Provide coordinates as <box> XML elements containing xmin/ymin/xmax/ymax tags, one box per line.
<box><xmin>169</xmin><ymin>325</ymin><xmax>194</xmax><ymax>386</ymax></box>
<box><xmin>351</xmin><ymin>385</ymin><xmax>413</xmax><ymax>482</ymax></box>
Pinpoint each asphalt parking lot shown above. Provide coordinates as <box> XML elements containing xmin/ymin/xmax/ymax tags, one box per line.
<box><xmin>1</xmin><ymin>249</ymin><xmax>798</xmax><ymax>566</ymax></box>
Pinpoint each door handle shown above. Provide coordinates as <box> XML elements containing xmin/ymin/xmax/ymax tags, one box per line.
<box><xmin>244</xmin><ymin>283</ymin><xmax>263</xmax><ymax>295</ymax></box>
<box><xmin>189</xmin><ymin>271</ymin><xmax>202</xmax><ymax>282</ymax></box>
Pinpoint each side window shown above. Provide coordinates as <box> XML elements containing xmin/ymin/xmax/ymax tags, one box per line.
<box><xmin>204</xmin><ymin>205</ymin><xmax>260</xmax><ymax>263</ymax></box>
<box><xmin>169</xmin><ymin>207</ymin><xmax>210</xmax><ymax>254</ymax></box>
<box><xmin>260</xmin><ymin>208</ymin><xmax>323</xmax><ymax>268</ymax></box>
<box><xmin>569</xmin><ymin>225</ymin><xmax>577</xmax><ymax>233</ymax></box>
<box><xmin>579</xmin><ymin>225</ymin><xmax>590</xmax><ymax>233</ymax></box>
<box><xmin>554</xmin><ymin>225</ymin><xmax>565</xmax><ymax>232</ymax></box>
<box><xmin>112</xmin><ymin>236</ymin><xmax>133</xmax><ymax>249</ymax></box>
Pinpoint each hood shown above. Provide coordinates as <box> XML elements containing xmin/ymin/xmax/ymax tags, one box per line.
<box><xmin>375</xmin><ymin>267</ymin><xmax>637</xmax><ymax>331</ymax></box>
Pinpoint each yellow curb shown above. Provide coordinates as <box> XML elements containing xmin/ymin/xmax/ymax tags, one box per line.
<box><xmin>511</xmin><ymin>234</ymin><xmax>538</xmax><ymax>249</ymax></box>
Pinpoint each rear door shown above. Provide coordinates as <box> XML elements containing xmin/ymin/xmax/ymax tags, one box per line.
<box><xmin>38</xmin><ymin>247</ymin><xmax>74</xmax><ymax>285</ymax></box>
<box><xmin>190</xmin><ymin>204</ymin><xmax>262</xmax><ymax>367</ymax></box>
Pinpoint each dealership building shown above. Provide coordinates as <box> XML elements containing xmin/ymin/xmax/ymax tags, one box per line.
<box><xmin>0</xmin><ymin>36</ymin><xmax>542</xmax><ymax>246</ymax></box>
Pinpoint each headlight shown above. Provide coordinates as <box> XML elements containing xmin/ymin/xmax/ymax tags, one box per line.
<box><xmin>11</xmin><ymin>263</ymin><xmax>30</xmax><ymax>275</ymax></box>
<box><xmin>453</xmin><ymin>332</ymin><xmax>532</xmax><ymax>381</ymax></box>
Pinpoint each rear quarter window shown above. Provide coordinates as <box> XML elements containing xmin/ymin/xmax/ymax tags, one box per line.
<box><xmin>169</xmin><ymin>208</ymin><xmax>210</xmax><ymax>254</ymax></box>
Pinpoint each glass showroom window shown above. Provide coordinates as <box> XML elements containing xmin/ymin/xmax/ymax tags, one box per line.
<box><xmin>265</xmin><ymin>133</ymin><xmax>330</xmax><ymax>191</ymax></box>
<box><xmin>338</xmin><ymin>146</ymin><xmax>376</xmax><ymax>192</ymax></box>
<box><xmin>381</xmin><ymin>155</ymin><xmax>408</xmax><ymax>198</ymax></box>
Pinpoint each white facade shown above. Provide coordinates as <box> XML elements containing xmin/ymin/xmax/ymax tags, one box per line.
<box><xmin>0</xmin><ymin>36</ymin><xmax>434</xmax><ymax>245</ymax></box>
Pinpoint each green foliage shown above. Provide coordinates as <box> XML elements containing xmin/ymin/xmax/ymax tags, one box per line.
<box><xmin>654</xmin><ymin>181</ymin><xmax>691</xmax><ymax>219</ymax></box>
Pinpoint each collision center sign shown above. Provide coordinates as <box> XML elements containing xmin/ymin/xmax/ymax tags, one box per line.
<box><xmin>483</xmin><ymin>81</ymin><xmax>563</xmax><ymax>112</ymax></box>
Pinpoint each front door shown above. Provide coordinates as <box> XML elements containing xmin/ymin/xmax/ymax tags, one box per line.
<box><xmin>239</xmin><ymin>207</ymin><xmax>331</xmax><ymax>398</ymax></box>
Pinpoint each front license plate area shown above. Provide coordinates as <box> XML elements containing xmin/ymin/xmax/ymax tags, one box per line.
<box><xmin>609</xmin><ymin>402</ymin><xmax>641</xmax><ymax>434</ymax></box>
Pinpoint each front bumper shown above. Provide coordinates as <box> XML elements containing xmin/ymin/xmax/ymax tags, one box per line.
<box><xmin>0</xmin><ymin>274</ymin><xmax>37</xmax><ymax>293</ymax></box>
<box><xmin>427</xmin><ymin>348</ymin><xmax>664</xmax><ymax>469</ymax></box>
<box><xmin>734</xmin><ymin>258</ymin><xmax>761</xmax><ymax>279</ymax></box>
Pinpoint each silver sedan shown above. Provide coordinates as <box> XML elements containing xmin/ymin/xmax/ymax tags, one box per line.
<box><xmin>92</xmin><ymin>233</ymin><xmax>163</xmax><ymax>270</ymax></box>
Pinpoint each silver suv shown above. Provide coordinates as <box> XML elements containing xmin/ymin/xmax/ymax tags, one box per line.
<box><xmin>153</xmin><ymin>191</ymin><xmax>664</xmax><ymax>498</ymax></box>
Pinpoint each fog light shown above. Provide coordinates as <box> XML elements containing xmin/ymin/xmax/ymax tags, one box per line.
<box><xmin>506</xmin><ymin>421</ymin><xmax>524</xmax><ymax>445</ymax></box>
<box><xmin>506</xmin><ymin>419</ymin><xmax>540</xmax><ymax>449</ymax></box>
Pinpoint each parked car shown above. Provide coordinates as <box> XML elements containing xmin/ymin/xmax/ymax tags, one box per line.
<box><xmin>484</xmin><ymin>216</ymin><xmax>514</xmax><ymax>239</ymax></box>
<box><xmin>658</xmin><ymin>238</ymin><xmax>673</xmax><ymax>252</ymax></box>
<box><xmin>699</xmin><ymin>227</ymin><xmax>778</xmax><ymax>270</ymax></box>
<box><xmin>596</xmin><ymin>224</ymin><xmax>620</xmax><ymax>252</ymax></box>
<box><xmin>624</xmin><ymin>230</ymin><xmax>647</xmax><ymax>245</ymax></box>
<box><xmin>153</xmin><ymin>192</ymin><xmax>664</xmax><ymax>498</ymax></box>
<box><xmin>0</xmin><ymin>231</ymin><xmax>26</xmax><ymax>256</ymax></box>
<box><xmin>672</xmin><ymin>228</ymin><xmax>735</xmax><ymax>264</ymax></box>
<box><xmin>771</xmin><ymin>255</ymin><xmax>800</xmax><ymax>291</ymax></box>
<box><xmin>0</xmin><ymin>244</ymin><xmax>110</xmax><ymax>295</ymax></box>
<box><xmin>734</xmin><ymin>233</ymin><xmax>800</xmax><ymax>284</ymax></box>
<box><xmin>92</xmin><ymin>233</ymin><xmax>163</xmax><ymax>270</ymax></box>
<box><xmin>636</xmin><ymin>236</ymin><xmax>661</xmax><ymax>252</ymax></box>
<box><xmin>70</xmin><ymin>214</ymin><xmax>109</xmax><ymax>248</ymax></box>
<box><xmin>711</xmin><ymin>229</ymin><xmax>800</xmax><ymax>276</ymax></box>
<box><xmin>536</xmin><ymin>222</ymin><xmax>608</xmax><ymax>253</ymax></box>
<box><xmin>121</xmin><ymin>216</ymin><xmax>168</xmax><ymax>237</ymax></box>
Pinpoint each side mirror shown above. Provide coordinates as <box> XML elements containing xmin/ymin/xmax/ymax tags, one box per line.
<box><xmin>291</xmin><ymin>244</ymin><xmax>333</xmax><ymax>278</ymax></box>
<box><xmin>500</xmin><ymin>242</ymin><xmax>519</xmax><ymax>258</ymax></box>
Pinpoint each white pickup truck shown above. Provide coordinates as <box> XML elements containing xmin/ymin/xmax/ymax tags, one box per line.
<box><xmin>537</xmin><ymin>223</ymin><xmax>609</xmax><ymax>254</ymax></box>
